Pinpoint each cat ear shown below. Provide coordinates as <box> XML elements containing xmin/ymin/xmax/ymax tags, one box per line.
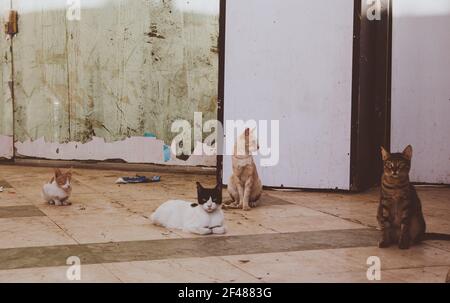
<box><xmin>196</xmin><ymin>182</ymin><xmax>204</xmax><ymax>191</ymax></box>
<box><xmin>381</xmin><ymin>146</ymin><xmax>390</xmax><ymax>161</ymax></box>
<box><xmin>402</xmin><ymin>145</ymin><xmax>413</xmax><ymax>160</ymax></box>
<box><xmin>245</xmin><ymin>128</ymin><xmax>250</xmax><ymax>137</ymax></box>
<box><xmin>54</xmin><ymin>168</ymin><xmax>62</xmax><ymax>177</ymax></box>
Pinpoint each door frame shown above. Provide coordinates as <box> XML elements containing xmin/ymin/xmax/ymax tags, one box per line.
<box><xmin>350</xmin><ymin>0</ymin><xmax>392</xmax><ymax>191</ymax></box>
<box><xmin>216</xmin><ymin>0</ymin><xmax>226</xmax><ymax>201</ymax></box>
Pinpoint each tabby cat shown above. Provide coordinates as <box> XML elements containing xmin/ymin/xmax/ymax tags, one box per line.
<box><xmin>378</xmin><ymin>145</ymin><xmax>426</xmax><ymax>249</ymax></box>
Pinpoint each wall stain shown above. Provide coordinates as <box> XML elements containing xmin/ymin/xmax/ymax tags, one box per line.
<box><xmin>145</xmin><ymin>23</ymin><xmax>166</xmax><ymax>40</ymax></box>
<box><xmin>8</xmin><ymin>0</ymin><xmax>219</xmax><ymax>149</ymax></box>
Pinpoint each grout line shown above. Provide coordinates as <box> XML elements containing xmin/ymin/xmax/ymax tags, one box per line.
<box><xmin>99</xmin><ymin>263</ymin><xmax>124</xmax><ymax>283</ymax></box>
<box><xmin>271</xmin><ymin>195</ymin><xmax>378</xmax><ymax>230</ymax></box>
<box><xmin>382</xmin><ymin>264</ymin><xmax>450</xmax><ymax>271</ymax></box>
<box><xmin>423</xmin><ymin>242</ymin><xmax>450</xmax><ymax>253</ymax></box>
<box><xmin>45</xmin><ymin>214</ymin><xmax>81</xmax><ymax>246</ymax></box>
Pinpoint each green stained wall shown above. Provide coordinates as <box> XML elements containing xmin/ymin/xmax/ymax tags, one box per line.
<box><xmin>0</xmin><ymin>2</ymin><xmax>13</xmax><ymax>139</ymax></box>
<box><xmin>11</xmin><ymin>0</ymin><xmax>219</xmax><ymax>145</ymax></box>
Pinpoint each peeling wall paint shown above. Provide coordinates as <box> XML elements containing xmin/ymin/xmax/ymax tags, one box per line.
<box><xmin>9</xmin><ymin>0</ymin><xmax>219</xmax><ymax>166</ymax></box>
<box><xmin>0</xmin><ymin>135</ymin><xmax>13</xmax><ymax>159</ymax></box>
<box><xmin>15</xmin><ymin>136</ymin><xmax>216</xmax><ymax>167</ymax></box>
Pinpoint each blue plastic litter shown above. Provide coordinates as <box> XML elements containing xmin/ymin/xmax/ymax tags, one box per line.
<box><xmin>144</xmin><ymin>132</ymin><xmax>157</xmax><ymax>138</ymax></box>
<box><xmin>163</xmin><ymin>145</ymin><xmax>171</xmax><ymax>162</ymax></box>
<box><xmin>115</xmin><ymin>176</ymin><xmax>161</xmax><ymax>184</ymax></box>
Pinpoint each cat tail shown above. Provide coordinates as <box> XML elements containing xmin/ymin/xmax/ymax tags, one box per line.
<box><xmin>423</xmin><ymin>233</ymin><xmax>450</xmax><ymax>241</ymax></box>
<box><xmin>149</xmin><ymin>212</ymin><xmax>162</xmax><ymax>226</ymax></box>
<box><xmin>149</xmin><ymin>212</ymin><xmax>156</xmax><ymax>224</ymax></box>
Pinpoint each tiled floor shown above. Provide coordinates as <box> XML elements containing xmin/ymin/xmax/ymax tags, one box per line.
<box><xmin>0</xmin><ymin>164</ymin><xmax>449</xmax><ymax>283</ymax></box>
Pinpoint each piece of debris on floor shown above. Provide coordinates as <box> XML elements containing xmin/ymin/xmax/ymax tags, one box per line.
<box><xmin>115</xmin><ymin>176</ymin><xmax>161</xmax><ymax>184</ymax></box>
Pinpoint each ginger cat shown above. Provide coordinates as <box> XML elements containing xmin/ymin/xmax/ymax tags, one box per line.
<box><xmin>226</xmin><ymin>128</ymin><xmax>263</xmax><ymax>211</ymax></box>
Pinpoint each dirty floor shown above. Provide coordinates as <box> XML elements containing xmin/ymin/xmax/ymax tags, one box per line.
<box><xmin>0</xmin><ymin>165</ymin><xmax>449</xmax><ymax>283</ymax></box>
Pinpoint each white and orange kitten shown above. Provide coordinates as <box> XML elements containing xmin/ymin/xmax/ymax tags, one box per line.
<box><xmin>42</xmin><ymin>168</ymin><xmax>72</xmax><ymax>206</ymax></box>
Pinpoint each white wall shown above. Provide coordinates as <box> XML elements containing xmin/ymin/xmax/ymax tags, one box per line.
<box><xmin>223</xmin><ymin>0</ymin><xmax>355</xmax><ymax>189</ymax></box>
<box><xmin>392</xmin><ymin>0</ymin><xmax>450</xmax><ymax>184</ymax></box>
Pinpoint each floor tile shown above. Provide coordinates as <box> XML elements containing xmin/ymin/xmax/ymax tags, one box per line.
<box><xmin>104</xmin><ymin>257</ymin><xmax>259</xmax><ymax>283</ymax></box>
<box><xmin>0</xmin><ymin>264</ymin><xmax>121</xmax><ymax>283</ymax></box>
<box><xmin>0</xmin><ymin>217</ymin><xmax>77</xmax><ymax>249</ymax></box>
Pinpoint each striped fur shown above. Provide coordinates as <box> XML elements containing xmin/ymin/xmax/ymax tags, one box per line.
<box><xmin>377</xmin><ymin>145</ymin><xmax>426</xmax><ymax>250</ymax></box>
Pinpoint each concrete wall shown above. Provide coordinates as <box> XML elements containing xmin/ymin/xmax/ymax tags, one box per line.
<box><xmin>2</xmin><ymin>0</ymin><xmax>219</xmax><ymax>165</ymax></box>
<box><xmin>0</xmin><ymin>1</ymin><xmax>13</xmax><ymax>159</ymax></box>
<box><xmin>392</xmin><ymin>0</ymin><xmax>450</xmax><ymax>184</ymax></box>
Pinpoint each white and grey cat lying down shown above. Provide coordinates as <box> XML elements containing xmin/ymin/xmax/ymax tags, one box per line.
<box><xmin>151</xmin><ymin>183</ymin><xmax>226</xmax><ymax>235</ymax></box>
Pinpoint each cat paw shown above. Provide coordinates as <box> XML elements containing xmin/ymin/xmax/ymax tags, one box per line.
<box><xmin>223</xmin><ymin>203</ymin><xmax>239</xmax><ymax>210</ymax></box>
<box><xmin>243</xmin><ymin>206</ymin><xmax>251</xmax><ymax>211</ymax></box>
<box><xmin>62</xmin><ymin>201</ymin><xmax>72</xmax><ymax>206</ymax></box>
<box><xmin>398</xmin><ymin>232</ymin><xmax>411</xmax><ymax>249</ymax></box>
<box><xmin>378</xmin><ymin>240</ymin><xmax>391</xmax><ymax>248</ymax></box>
<box><xmin>202</xmin><ymin>229</ymin><xmax>213</xmax><ymax>235</ymax></box>
<box><xmin>398</xmin><ymin>239</ymin><xmax>411</xmax><ymax>250</ymax></box>
<box><xmin>54</xmin><ymin>201</ymin><xmax>62</xmax><ymax>206</ymax></box>
<box><xmin>48</xmin><ymin>200</ymin><xmax>55</xmax><ymax>205</ymax></box>
<box><xmin>223</xmin><ymin>199</ymin><xmax>235</xmax><ymax>206</ymax></box>
<box><xmin>249</xmin><ymin>201</ymin><xmax>258</xmax><ymax>208</ymax></box>
<box><xmin>193</xmin><ymin>228</ymin><xmax>213</xmax><ymax>235</ymax></box>
<box><xmin>212</xmin><ymin>227</ymin><xmax>226</xmax><ymax>234</ymax></box>
<box><xmin>399</xmin><ymin>243</ymin><xmax>410</xmax><ymax>250</ymax></box>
